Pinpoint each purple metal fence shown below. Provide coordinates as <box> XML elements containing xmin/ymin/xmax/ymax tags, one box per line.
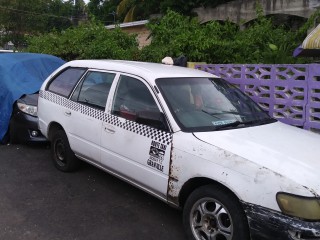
<box><xmin>196</xmin><ymin>64</ymin><xmax>320</xmax><ymax>132</ymax></box>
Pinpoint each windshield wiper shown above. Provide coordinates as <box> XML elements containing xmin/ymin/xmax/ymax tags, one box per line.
<box><xmin>217</xmin><ymin>111</ymin><xmax>246</xmax><ymax>116</ymax></box>
<box><xmin>213</xmin><ymin>120</ymin><xmax>241</xmax><ymax>130</ymax></box>
<box><xmin>213</xmin><ymin>118</ymin><xmax>276</xmax><ymax>130</ymax></box>
<box><xmin>201</xmin><ymin>109</ymin><xmax>221</xmax><ymax>119</ymax></box>
<box><xmin>242</xmin><ymin>118</ymin><xmax>277</xmax><ymax>126</ymax></box>
<box><xmin>203</xmin><ymin>109</ymin><xmax>245</xmax><ymax>116</ymax></box>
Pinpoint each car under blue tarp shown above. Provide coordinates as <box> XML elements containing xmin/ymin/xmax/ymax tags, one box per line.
<box><xmin>0</xmin><ymin>53</ymin><xmax>65</xmax><ymax>141</ymax></box>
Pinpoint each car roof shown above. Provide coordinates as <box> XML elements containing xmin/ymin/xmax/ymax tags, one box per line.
<box><xmin>65</xmin><ymin>60</ymin><xmax>216</xmax><ymax>83</ymax></box>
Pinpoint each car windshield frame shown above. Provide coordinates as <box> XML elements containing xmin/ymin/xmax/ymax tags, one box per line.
<box><xmin>155</xmin><ymin>77</ymin><xmax>276</xmax><ymax>132</ymax></box>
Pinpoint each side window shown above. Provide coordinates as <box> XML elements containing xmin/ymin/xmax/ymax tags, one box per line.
<box><xmin>47</xmin><ymin>68</ymin><xmax>86</xmax><ymax>97</ymax></box>
<box><xmin>72</xmin><ymin>71</ymin><xmax>116</xmax><ymax>110</ymax></box>
<box><xmin>112</xmin><ymin>75</ymin><xmax>160</xmax><ymax>123</ymax></box>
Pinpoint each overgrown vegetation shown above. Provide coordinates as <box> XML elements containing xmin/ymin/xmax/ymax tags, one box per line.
<box><xmin>0</xmin><ymin>0</ymin><xmax>85</xmax><ymax>48</ymax></box>
<box><xmin>27</xmin><ymin>22</ymin><xmax>138</xmax><ymax>61</ymax></box>
<box><xmin>139</xmin><ymin>10</ymin><xmax>312</xmax><ymax>64</ymax></box>
<box><xmin>88</xmin><ymin>0</ymin><xmax>233</xmax><ymax>24</ymax></box>
<box><xmin>27</xmin><ymin>10</ymin><xmax>317</xmax><ymax>64</ymax></box>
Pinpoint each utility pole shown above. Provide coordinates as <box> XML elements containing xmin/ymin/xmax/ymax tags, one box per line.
<box><xmin>73</xmin><ymin>0</ymin><xmax>80</xmax><ymax>26</ymax></box>
<box><xmin>109</xmin><ymin>11</ymin><xmax>116</xmax><ymax>24</ymax></box>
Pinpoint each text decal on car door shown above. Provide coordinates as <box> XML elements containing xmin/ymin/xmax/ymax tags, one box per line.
<box><xmin>147</xmin><ymin>140</ymin><xmax>167</xmax><ymax>172</ymax></box>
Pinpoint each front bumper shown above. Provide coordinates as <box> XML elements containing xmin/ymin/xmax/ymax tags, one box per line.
<box><xmin>10</xmin><ymin>110</ymin><xmax>47</xmax><ymax>143</ymax></box>
<box><xmin>243</xmin><ymin>202</ymin><xmax>320</xmax><ymax>240</ymax></box>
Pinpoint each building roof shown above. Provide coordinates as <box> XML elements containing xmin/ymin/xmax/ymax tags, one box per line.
<box><xmin>105</xmin><ymin>20</ymin><xmax>149</xmax><ymax>30</ymax></box>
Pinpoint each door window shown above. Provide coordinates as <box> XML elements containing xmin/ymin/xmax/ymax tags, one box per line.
<box><xmin>72</xmin><ymin>71</ymin><xmax>116</xmax><ymax>110</ymax></box>
<box><xmin>112</xmin><ymin>75</ymin><xmax>161</xmax><ymax>124</ymax></box>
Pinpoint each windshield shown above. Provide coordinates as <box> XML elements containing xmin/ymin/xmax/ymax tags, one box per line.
<box><xmin>156</xmin><ymin>77</ymin><xmax>275</xmax><ymax>132</ymax></box>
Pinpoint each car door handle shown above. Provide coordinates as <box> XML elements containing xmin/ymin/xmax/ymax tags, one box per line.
<box><xmin>65</xmin><ymin>110</ymin><xmax>71</xmax><ymax>116</ymax></box>
<box><xmin>104</xmin><ymin>126</ymin><xmax>115</xmax><ymax>134</ymax></box>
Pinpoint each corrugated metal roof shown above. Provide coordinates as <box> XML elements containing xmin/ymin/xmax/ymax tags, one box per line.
<box><xmin>105</xmin><ymin>20</ymin><xmax>149</xmax><ymax>30</ymax></box>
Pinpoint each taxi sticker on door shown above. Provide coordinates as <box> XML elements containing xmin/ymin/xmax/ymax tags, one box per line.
<box><xmin>147</xmin><ymin>140</ymin><xmax>166</xmax><ymax>172</ymax></box>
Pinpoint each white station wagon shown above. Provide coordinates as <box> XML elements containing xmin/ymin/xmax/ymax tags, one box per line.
<box><xmin>38</xmin><ymin>60</ymin><xmax>320</xmax><ymax>240</ymax></box>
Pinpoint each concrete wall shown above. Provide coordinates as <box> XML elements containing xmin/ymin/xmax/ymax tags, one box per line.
<box><xmin>194</xmin><ymin>0</ymin><xmax>320</xmax><ymax>24</ymax></box>
<box><xmin>120</xmin><ymin>25</ymin><xmax>151</xmax><ymax>48</ymax></box>
<box><xmin>196</xmin><ymin>63</ymin><xmax>320</xmax><ymax>132</ymax></box>
<box><xmin>106</xmin><ymin>21</ymin><xmax>151</xmax><ymax>48</ymax></box>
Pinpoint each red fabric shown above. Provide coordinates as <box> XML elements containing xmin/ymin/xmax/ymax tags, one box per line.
<box><xmin>194</xmin><ymin>95</ymin><xmax>203</xmax><ymax>109</ymax></box>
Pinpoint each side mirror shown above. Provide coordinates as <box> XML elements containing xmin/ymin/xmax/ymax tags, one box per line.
<box><xmin>136</xmin><ymin>111</ymin><xmax>168</xmax><ymax>131</ymax></box>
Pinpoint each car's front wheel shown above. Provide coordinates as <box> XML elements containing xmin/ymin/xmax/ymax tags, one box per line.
<box><xmin>9</xmin><ymin>121</ymin><xmax>19</xmax><ymax>144</ymax></box>
<box><xmin>183</xmin><ymin>185</ymin><xmax>250</xmax><ymax>240</ymax></box>
<box><xmin>51</xmin><ymin>130</ymin><xmax>79</xmax><ymax>172</ymax></box>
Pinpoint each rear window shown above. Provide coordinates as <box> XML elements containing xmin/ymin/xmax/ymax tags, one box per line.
<box><xmin>47</xmin><ymin>68</ymin><xmax>86</xmax><ymax>97</ymax></box>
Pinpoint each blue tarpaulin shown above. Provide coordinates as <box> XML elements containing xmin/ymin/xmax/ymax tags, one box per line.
<box><xmin>0</xmin><ymin>53</ymin><xmax>65</xmax><ymax>141</ymax></box>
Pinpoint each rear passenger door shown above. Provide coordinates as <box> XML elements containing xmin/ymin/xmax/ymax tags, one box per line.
<box><xmin>68</xmin><ymin>70</ymin><xmax>116</xmax><ymax>162</ymax></box>
<box><xmin>100</xmin><ymin>74</ymin><xmax>172</xmax><ymax>198</ymax></box>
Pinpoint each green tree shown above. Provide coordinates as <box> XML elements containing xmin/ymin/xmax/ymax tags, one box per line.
<box><xmin>45</xmin><ymin>0</ymin><xmax>74</xmax><ymax>30</ymax></box>
<box><xmin>27</xmin><ymin>21</ymin><xmax>139</xmax><ymax>61</ymax></box>
<box><xmin>139</xmin><ymin>10</ymin><xmax>309</xmax><ymax>64</ymax></box>
<box><xmin>87</xmin><ymin>0</ymin><xmax>233</xmax><ymax>23</ymax></box>
<box><xmin>0</xmin><ymin>0</ymin><xmax>75</xmax><ymax>48</ymax></box>
<box><xmin>159</xmin><ymin>0</ymin><xmax>233</xmax><ymax>16</ymax></box>
<box><xmin>115</xmin><ymin>0</ymin><xmax>159</xmax><ymax>22</ymax></box>
<box><xmin>87</xmin><ymin>0</ymin><xmax>120</xmax><ymax>24</ymax></box>
<box><xmin>27</xmin><ymin>9</ymin><xmax>315</xmax><ymax>64</ymax></box>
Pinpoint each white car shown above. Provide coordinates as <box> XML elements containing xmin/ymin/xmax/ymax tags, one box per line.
<box><xmin>38</xmin><ymin>60</ymin><xmax>320</xmax><ymax>240</ymax></box>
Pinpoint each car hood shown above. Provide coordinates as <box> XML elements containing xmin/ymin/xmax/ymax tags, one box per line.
<box><xmin>193</xmin><ymin>121</ymin><xmax>320</xmax><ymax>192</ymax></box>
<box><xmin>18</xmin><ymin>93</ymin><xmax>39</xmax><ymax>106</ymax></box>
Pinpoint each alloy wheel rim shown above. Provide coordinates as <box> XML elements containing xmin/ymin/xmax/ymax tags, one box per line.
<box><xmin>190</xmin><ymin>197</ymin><xmax>233</xmax><ymax>240</ymax></box>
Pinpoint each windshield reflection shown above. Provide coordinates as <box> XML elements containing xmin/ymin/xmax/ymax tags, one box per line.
<box><xmin>156</xmin><ymin>77</ymin><xmax>275</xmax><ymax>132</ymax></box>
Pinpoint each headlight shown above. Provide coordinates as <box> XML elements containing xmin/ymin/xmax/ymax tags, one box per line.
<box><xmin>277</xmin><ymin>192</ymin><xmax>320</xmax><ymax>220</ymax></box>
<box><xmin>17</xmin><ymin>102</ymin><xmax>38</xmax><ymax>116</ymax></box>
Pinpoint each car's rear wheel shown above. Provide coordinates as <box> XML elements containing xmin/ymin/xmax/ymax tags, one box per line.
<box><xmin>183</xmin><ymin>185</ymin><xmax>250</xmax><ymax>240</ymax></box>
<box><xmin>51</xmin><ymin>130</ymin><xmax>79</xmax><ymax>172</ymax></box>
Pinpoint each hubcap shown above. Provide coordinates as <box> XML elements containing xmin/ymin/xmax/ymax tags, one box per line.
<box><xmin>190</xmin><ymin>198</ymin><xmax>233</xmax><ymax>240</ymax></box>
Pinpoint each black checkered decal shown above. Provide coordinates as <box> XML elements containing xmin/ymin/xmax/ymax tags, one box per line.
<box><xmin>40</xmin><ymin>91</ymin><xmax>173</xmax><ymax>145</ymax></box>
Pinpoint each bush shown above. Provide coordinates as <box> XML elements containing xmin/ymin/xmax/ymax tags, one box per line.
<box><xmin>140</xmin><ymin>10</ymin><xmax>310</xmax><ymax>64</ymax></box>
<box><xmin>28</xmin><ymin>10</ymin><xmax>316</xmax><ymax>64</ymax></box>
<box><xmin>27</xmin><ymin>22</ymin><xmax>139</xmax><ymax>61</ymax></box>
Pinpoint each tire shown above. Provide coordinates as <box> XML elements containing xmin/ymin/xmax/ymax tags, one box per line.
<box><xmin>0</xmin><ymin>131</ymin><xmax>9</xmax><ymax>145</ymax></box>
<box><xmin>9</xmin><ymin>121</ymin><xmax>18</xmax><ymax>144</ymax></box>
<box><xmin>51</xmin><ymin>130</ymin><xmax>79</xmax><ymax>172</ymax></box>
<box><xmin>183</xmin><ymin>185</ymin><xmax>250</xmax><ymax>240</ymax></box>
